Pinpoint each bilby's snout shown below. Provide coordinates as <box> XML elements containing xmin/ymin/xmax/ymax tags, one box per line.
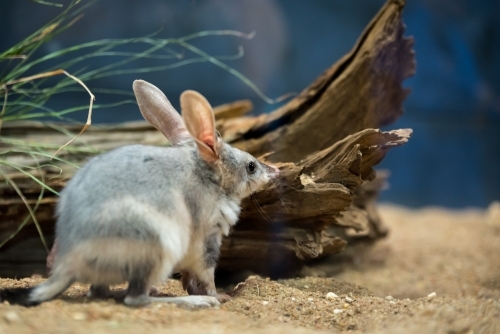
<box><xmin>262</xmin><ymin>163</ymin><xmax>280</xmax><ymax>178</ymax></box>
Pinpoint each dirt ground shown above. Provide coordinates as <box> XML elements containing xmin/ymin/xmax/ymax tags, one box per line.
<box><xmin>1</xmin><ymin>204</ymin><xmax>499</xmax><ymax>334</ymax></box>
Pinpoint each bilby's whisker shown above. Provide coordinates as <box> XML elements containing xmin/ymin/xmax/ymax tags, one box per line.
<box><xmin>250</xmin><ymin>184</ymin><xmax>273</xmax><ymax>223</ymax></box>
<box><xmin>252</xmin><ymin>193</ymin><xmax>273</xmax><ymax>223</ymax></box>
<box><xmin>271</xmin><ymin>180</ymin><xmax>290</xmax><ymax>214</ymax></box>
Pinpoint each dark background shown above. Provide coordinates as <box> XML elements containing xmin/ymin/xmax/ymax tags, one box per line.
<box><xmin>1</xmin><ymin>0</ymin><xmax>499</xmax><ymax>208</ymax></box>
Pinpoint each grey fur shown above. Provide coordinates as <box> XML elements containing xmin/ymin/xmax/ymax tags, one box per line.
<box><xmin>126</xmin><ymin>266</ymin><xmax>151</xmax><ymax>297</ymax></box>
<box><xmin>204</xmin><ymin>233</ymin><xmax>221</xmax><ymax>268</ymax></box>
<box><xmin>0</xmin><ymin>80</ymin><xmax>279</xmax><ymax>308</ymax></box>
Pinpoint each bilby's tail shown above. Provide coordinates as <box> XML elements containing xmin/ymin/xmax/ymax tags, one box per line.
<box><xmin>0</xmin><ymin>274</ymin><xmax>74</xmax><ymax>307</ymax></box>
<box><xmin>0</xmin><ymin>287</ymin><xmax>37</xmax><ymax>306</ymax></box>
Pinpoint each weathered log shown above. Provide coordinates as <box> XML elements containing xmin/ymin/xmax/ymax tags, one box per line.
<box><xmin>218</xmin><ymin>0</ymin><xmax>415</xmax><ymax>273</ymax></box>
<box><xmin>0</xmin><ymin>0</ymin><xmax>414</xmax><ymax>278</ymax></box>
<box><xmin>220</xmin><ymin>130</ymin><xmax>410</xmax><ymax>274</ymax></box>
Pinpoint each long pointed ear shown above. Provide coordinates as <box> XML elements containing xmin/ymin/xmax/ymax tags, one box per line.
<box><xmin>180</xmin><ymin>90</ymin><xmax>220</xmax><ymax>163</ymax></box>
<box><xmin>133</xmin><ymin>80</ymin><xmax>191</xmax><ymax>146</ymax></box>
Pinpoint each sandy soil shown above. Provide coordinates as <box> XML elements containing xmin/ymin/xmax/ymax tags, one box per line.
<box><xmin>1</xmin><ymin>204</ymin><xmax>499</xmax><ymax>334</ymax></box>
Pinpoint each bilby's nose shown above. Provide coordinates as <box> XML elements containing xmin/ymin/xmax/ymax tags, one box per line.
<box><xmin>263</xmin><ymin>163</ymin><xmax>280</xmax><ymax>177</ymax></box>
<box><xmin>271</xmin><ymin>165</ymin><xmax>280</xmax><ymax>177</ymax></box>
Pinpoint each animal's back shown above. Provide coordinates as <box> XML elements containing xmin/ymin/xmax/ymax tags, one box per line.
<box><xmin>55</xmin><ymin>144</ymin><xmax>195</xmax><ymax>257</ymax></box>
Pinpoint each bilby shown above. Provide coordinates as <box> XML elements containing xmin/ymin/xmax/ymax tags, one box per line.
<box><xmin>0</xmin><ymin>80</ymin><xmax>279</xmax><ymax>308</ymax></box>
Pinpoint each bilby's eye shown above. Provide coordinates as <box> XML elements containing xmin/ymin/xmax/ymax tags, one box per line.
<box><xmin>246</xmin><ymin>161</ymin><xmax>256</xmax><ymax>174</ymax></box>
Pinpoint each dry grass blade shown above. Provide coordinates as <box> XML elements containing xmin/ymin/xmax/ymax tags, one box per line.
<box><xmin>3</xmin><ymin>69</ymin><xmax>68</xmax><ymax>86</ymax></box>
<box><xmin>0</xmin><ymin>70</ymin><xmax>95</xmax><ymax>149</ymax></box>
<box><xmin>50</xmin><ymin>71</ymin><xmax>95</xmax><ymax>158</ymax></box>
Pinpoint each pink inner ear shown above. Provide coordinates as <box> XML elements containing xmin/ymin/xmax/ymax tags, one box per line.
<box><xmin>200</xmin><ymin>131</ymin><xmax>215</xmax><ymax>150</ymax></box>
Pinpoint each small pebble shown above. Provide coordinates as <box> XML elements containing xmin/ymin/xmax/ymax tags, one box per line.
<box><xmin>427</xmin><ymin>292</ymin><xmax>437</xmax><ymax>300</ymax></box>
<box><xmin>4</xmin><ymin>311</ymin><xmax>20</xmax><ymax>323</ymax></box>
<box><xmin>343</xmin><ymin>303</ymin><xmax>350</xmax><ymax>309</ymax></box>
<box><xmin>291</xmin><ymin>297</ymin><xmax>296</xmax><ymax>301</ymax></box>
<box><xmin>333</xmin><ymin>309</ymin><xmax>343</xmax><ymax>314</ymax></box>
<box><xmin>72</xmin><ymin>312</ymin><xmax>87</xmax><ymax>321</ymax></box>
<box><xmin>262</xmin><ymin>301</ymin><xmax>269</xmax><ymax>306</ymax></box>
<box><xmin>345</xmin><ymin>296</ymin><xmax>353</xmax><ymax>303</ymax></box>
<box><xmin>307</xmin><ymin>298</ymin><xmax>314</xmax><ymax>302</ymax></box>
<box><xmin>304</xmin><ymin>285</ymin><xmax>309</xmax><ymax>289</ymax></box>
<box><xmin>385</xmin><ymin>295</ymin><xmax>394</xmax><ymax>301</ymax></box>
<box><xmin>389</xmin><ymin>301</ymin><xmax>396</xmax><ymax>305</ymax></box>
<box><xmin>326</xmin><ymin>292</ymin><xmax>339</xmax><ymax>300</ymax></box>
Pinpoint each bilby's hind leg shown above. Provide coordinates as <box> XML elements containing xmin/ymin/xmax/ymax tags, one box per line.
<box><xmin>123</xmin><ymin>270</ymin><xmax>219</xmax><ymax>308</ymax></box>
<box><xmin>124</xmin><ymin>278</ymin><xmax>219</xmax><ymax>308</ymax></box>
<box><xmin>123</xmin><ymin>273</ymin><xmax>151</xmax><ymax>306</ymax></box>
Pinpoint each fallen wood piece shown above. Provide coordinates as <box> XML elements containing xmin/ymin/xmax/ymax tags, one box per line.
<box><xmin>0</xmin><ymin>0</ymin><xmax>414</xmax><ymax>278</ymax></box>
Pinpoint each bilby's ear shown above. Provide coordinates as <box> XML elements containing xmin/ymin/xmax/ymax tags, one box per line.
<box><xmin>180</xmin><ymin>90</ymin><xmax>220</xmax><ymax>163</ymax></box>
<box><xmin>133</xmin><ymin>80</ymin><xmax>191</xmax><ymax>146</ymax></box>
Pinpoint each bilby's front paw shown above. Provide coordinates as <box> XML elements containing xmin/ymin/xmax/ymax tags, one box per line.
<box><xmin>182</xmin><ymin>271</ymin><xmax>207</xmax><ymax>295</ymax></box>
<box><xmin>213</xmin><ymin>293</ymin><xmax>231</xmax><ymax>303</ymax></box>
<box><xmin>149</xmin><ymin>286</ymin><xmax>159</xmax><ymax>296</ymax></box>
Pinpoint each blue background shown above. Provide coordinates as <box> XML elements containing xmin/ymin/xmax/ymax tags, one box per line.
<box><xmin>1</xmin><ymin>0</ymin><xmax>499</xmax><ymax>208</ymax></box>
